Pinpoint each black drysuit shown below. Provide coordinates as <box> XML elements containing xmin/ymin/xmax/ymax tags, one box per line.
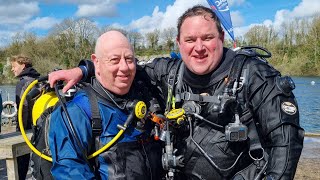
<box><xmin>81</xmin><ymin>47</ymin><xmax>304</xmax><ymax>180</ymax></box>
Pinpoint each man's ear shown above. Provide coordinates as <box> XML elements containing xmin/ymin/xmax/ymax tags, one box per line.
<box><xmin>22</xmin><ymin>64</ymin><xmax>26</xmax><ymax>70</ymax></box>
<box><xmin>176</xmin><ymin>37</ymin><xmax>181</xmax><ymax>48</ymax></box>
<box><xmin>220</xmin><ymin>31</ymin><xmax>225</xmax><ymax>43</ymax></box>
<box><xmin>91</xmin><ymin>54</ymin><xmax>97</xmax><ymax>63</ymax></box>
<box><xmin>91</xmin><ymin>54</ymin><xmax>99</xmax><ymax>75</ymax></box>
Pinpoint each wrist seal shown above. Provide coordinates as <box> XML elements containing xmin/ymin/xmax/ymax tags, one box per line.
<box><xmin>78</xmin><ymin>59</ymin><xmax>95</xmax><ymax>82</ymax></box>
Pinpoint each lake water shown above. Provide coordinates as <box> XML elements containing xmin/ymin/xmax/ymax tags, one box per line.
<box><xmin>292</xmin><ymin>77</ymin><xmax>320</xmax><ymax>134</ymax></box>
<box><xmin>1</xmin><ymin>76</ymin><xmax>320</xmax><ymax>134</ymax></box>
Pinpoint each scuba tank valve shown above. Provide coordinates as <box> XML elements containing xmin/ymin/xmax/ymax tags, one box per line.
<box><xmin>117</xmin><ymin>100</ymin><xmax>146</xmax><ymax>130</ymax></box>
<box><xmin>89</xmin><ymin>100</ymin><xmax>147</xmax><ymax>159</ymax></box>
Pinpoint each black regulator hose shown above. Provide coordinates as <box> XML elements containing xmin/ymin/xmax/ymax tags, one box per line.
<box><xmin>54</xmin><ymin>84</ymin><xmax>89</xmax><ymax>161</ymax></box>
<box><xmin>187</xmin><ymin>117</ymin><xmax>244</xmax><ymax>173</ymax></box>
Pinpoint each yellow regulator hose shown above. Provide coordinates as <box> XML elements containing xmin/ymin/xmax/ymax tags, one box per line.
<box><xmin>19</xmin><ymin>79</ymin><xmax>52</xmax><ymax>161</ymax></box>
<box><xmin>19</xmin><ymin>79</ymin><xmax>130</xmax><ymax>162</ymax></box>
<box><xmin>88</xmin><ymin>130</ymin><xmax>124</xmax><ymax>159</ymax></box>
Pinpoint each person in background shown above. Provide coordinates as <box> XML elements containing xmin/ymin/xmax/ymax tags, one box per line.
<box><xmin>10</xmin><ymin>55</ymin><xmax>40</xmax><ymax>180</ymax></box>
<box><xmin>0</xmin><ymin>90</ymin><xmax>2</xmax><ymax>133</ymax></box>
<box><xmin>48</xmin><ymin>30</ymin><xmax>163</xmax><ymax>179</ymax></box>
<box><xmin>48</xmin><ymin>5</ymin><xmax>304</xmax><ymax>180</ymax></box>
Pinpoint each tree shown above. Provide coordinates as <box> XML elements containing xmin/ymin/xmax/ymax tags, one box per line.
<box><xmin>49</xmin><ymin>18</ymin><xmax>99</xmax><ymax>67</ymax></box>
<box><xmin>102</xmin><ymin>25</ymin><xmax>128</xmax><ymax>36</ymax></box>
<box><xmin>244</xmin><ymin>25</ymin><xmax>270</xmax><ymax>47</ymax></box>
<box><xmin>146</xmin><ymin>29</ymin><xmax>160</xmax><ymax>50</ymax></box>
<box><xmin>304</xmin><ymin>15</ymin><xmax>320</xmax><ymax>74</ymax></box>
<box><xmin>127</xmin><ymin>31</ymin><xmax>143</xmax><ymax>50</ymax></box>
<box><xmin>161</xmin><ymin>27</ymin><xmax>176</xmax><ymax>51</ymax></box>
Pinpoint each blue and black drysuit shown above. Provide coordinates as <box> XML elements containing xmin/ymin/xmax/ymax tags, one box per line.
<box><xmin>49</xmin><ymin>78</ymin><xmax>163</xmax><ymax>180</ymax></box>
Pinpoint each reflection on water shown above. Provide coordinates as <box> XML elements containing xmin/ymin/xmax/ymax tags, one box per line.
<box><xmin>0</xmin><ymin>76</ymin><xmax>320</xmax><ymax>133</ymax></box>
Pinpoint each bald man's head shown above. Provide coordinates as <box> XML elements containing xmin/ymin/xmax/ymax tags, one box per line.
<box><xmin>91</xmin><ymin>30</ymin><xmax>136</xmax><ymax>95</ymax></box>
<box><xmin>95</xmin><ymin>31</ymin><xmax>133</xmax><ymax>57</ymax></box>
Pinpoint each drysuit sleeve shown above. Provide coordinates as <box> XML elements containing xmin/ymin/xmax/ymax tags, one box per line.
<box><xmin>140</xmin><ymin>57</ymin><xmax>181</xmax><ymax>101</ymax></box>
<box><xmin>79</xmin><ymin>59</ymin><xmax>95</xmax><ymax>83</ymax></box>
<box><xmin>246</xmin><ymin>58</ymin><xmax>304</xmax><ymax>180</ymax></box>
<box><xmin>48</xmin><ymin>100</ymin><xmax>95</xmax><ymax>180</ymax></box>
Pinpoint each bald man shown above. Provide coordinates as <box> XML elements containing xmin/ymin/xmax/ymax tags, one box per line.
<box><xmin>48</xmin><ymin>30</ymin><xmax>163</xmax><ymax>179</ymax></box>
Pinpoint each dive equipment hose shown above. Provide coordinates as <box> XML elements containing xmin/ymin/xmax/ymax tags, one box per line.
<box><xmin>19</xmin><ymin>77</ymin><xmax>145</xmax><ymax>162</ymax></box>
<box><xmin>19</xmin><ymin>78</ymin><xmax>53</xmax><ymax>161</ymax></box>
<box><xmin>187</xmin><ymin>116</ymin><xmax>244</xmax><ymax>173</ymax></box>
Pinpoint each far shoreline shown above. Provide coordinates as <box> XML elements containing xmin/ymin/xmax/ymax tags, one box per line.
<box><xmin>305</xmin><ymin>133</ymin><xmax>320</xmax><ymax>137</ymax></box>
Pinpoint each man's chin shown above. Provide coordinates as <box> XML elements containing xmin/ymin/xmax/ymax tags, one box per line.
<box><xmin>114</xmin><ymin>84</ymin><xmax>131</xmax><ymax>95</ymax></box>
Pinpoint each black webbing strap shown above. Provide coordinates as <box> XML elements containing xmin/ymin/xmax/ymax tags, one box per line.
<box><xmin>240</xmin><ymin>109</ymin><xmax>263</xmax><ymax>153</ymax></box>
<box><xmin>179</xmin><ymin>92</ymin><xmax>220</xmax><ymax>103</ymax></box>
<box><xmin>83</xmin><ymin>85</ymin><xmax>102</xmax><ymax>137</ymax></box>
<box><xmin>225</xmin><ymin>54</ymin><xmax>247</xmax><ymax>91</ymax></box>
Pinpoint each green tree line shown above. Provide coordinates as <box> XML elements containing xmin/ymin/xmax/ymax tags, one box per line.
<box><xmin>0</xmin><ymin>15</ymin><xmax>319</xmax><ymax>84</ymax></box>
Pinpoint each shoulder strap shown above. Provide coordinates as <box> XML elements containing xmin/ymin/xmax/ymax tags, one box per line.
<box><xmin>84</xmin><ymin>85</ymin><xmax>102</xmax><ymax>137</ymax></box>
<box><xmin>74</xmin><ymin>84</ymin><xmax>102</xmax><ymax>137</ymax></box>
<box><xmin>166</xmin><ymin>60</ymin><xmax>183</xmax><ymax>112</ymax></box>
<box><xmin>72</xmin><ymin>84</ymin><xmax>102</xmax><ymax>175</ymax></box>
<box><xmin>224</xmin><ymin>53</ymin><xmax>248</xmax><ymax>95</ymax></box>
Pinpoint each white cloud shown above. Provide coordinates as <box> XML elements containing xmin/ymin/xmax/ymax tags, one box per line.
<box><xmin>262</xmin><ymin>19</ymin><xmax>273</xmax><ymax>27</ymax></box>
<box><xmin>291</xmin><ymin>0</ymin><xmax>320</xmax><ymax>17</ymax></box>
<box><xmin>125</xmin><ymin>0</ymin><xmax>247</xmax><ymax>36</ymax></box>
<box><xmin>129</xmin><ymin>6</ymin><xmax>165</xmax><ymax>33</ymax></box>
<box><xmin>24</xmin><ymin>17</ymin><xmax>61</xmax><ymax>30</ymax></box>
<box><xmin>0</xmin><ymin>30</ymin><xmax>16</xmax><ymax>48</ymax></box>
<box><xmin>38</xmin><ymin>0</ymin><xmax>127</xmax><ymax>4</ymax></box>
<box><xmin>127</xmin><ymin>0</ymin><xmax>207</xmax><ymax>34</ymax></box>
<box><xmin>0</xmin><ymin>2</ymin><xmax>39</xmax><ymax>24</ymax></box>
<box><xmin>73</xmin><ymin>0</ymin><xmax>129</xmax><ymax>17</ymax></box>
<box><xmin>268</xmin><ymin>0</ymin><xmax>320</xmax><ymax>32</ymax></box>
<box><xmin>235</xmin><ymin>0</ymin><xmax>320</xmax><ymax>37</ymax></box>
<box><xmin>228</xmin><ymin>0</ymin><xmax>246</xmax><ymax>7</ymax></box>
<box><xmin>75</xmin><ymin>2</ymin><xmax>118</xmax><ymax>17</ymax></box>
<box><xmin>231</xmin><ymin>10</ymin><xmax>244</xmax><ymax>27</ymax></box>
<box><xmin>233</xmin><ymin>19</ymin><xmax>272</xmax><ymax>40</ymax></box>
<box><xmin>0</xmin><ymin>1</ymin><xmax>40</xmax><ymax>47</ymax></box>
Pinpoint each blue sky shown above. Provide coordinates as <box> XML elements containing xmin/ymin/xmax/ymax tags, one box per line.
<box><xmin>0</xmin><ymin>0</ymin><xmax>319</xmax><ymax>47</ymax></box>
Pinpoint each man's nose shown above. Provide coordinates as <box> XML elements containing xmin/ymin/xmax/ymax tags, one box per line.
<box><xmin>195</xmin><ymin>39</ymin><xmax>205</xmax><ymax>51</ymax></box>
<box><xmin>118</xmin><ymin>57</ymin><xmax>129</xmax><ymax>71</ymax></box>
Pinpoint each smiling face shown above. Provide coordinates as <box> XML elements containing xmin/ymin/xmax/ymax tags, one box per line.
<box><xmin>11</xmin><ymin>61</ymin><xmax>25</xmax><ymax>77</ymax></box>
<box><xmin>92</xmin><ymin>31</ymin><xmax>136</xmax><ymax>95</ymax></box>
<box><xmin>177</xmin><ymin>13</ymin><xmax>225</xmax><ymax>75</ymax></box>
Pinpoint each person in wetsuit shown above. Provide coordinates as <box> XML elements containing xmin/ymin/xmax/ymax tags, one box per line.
<box><xmin>48</xmin><ymin>5</ymin><xmax>304</xmax><ymax>180</ymax></box>
<box><xmin>48</xmin><ymin>30</ymin><xmax>163</xmax><ymax>179</ymax></box>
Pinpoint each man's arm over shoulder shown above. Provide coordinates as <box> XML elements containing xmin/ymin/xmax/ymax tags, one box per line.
<box><xmin>48</xmin><ymin>96</ymin><xmax>95</xmax><ymax>179</ymax></box>
<box><xmin>139</xmin><ymin>57</ymin><xmax>177</xmax><ymax>82</ymax></box>
<box><xmin>245</xmin><ymin>58</ymin><xmax>304</xmax><ymax>180</ymax></box>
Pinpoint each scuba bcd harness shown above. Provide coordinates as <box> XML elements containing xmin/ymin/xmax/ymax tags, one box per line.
<box><xmin>18</xmin><ymin>76</ymin><xmax>147</xmax><ymax>162</ymax></box>
<box><xmin>157</xmin><ymin>46</ymin><xmax>272</xmax><ymax>179</ymax></box>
